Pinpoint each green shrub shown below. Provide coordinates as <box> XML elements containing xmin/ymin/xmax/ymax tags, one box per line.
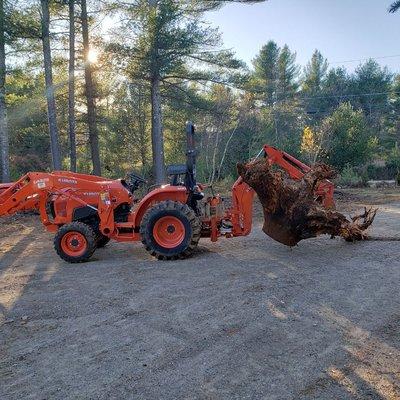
<box><xmin>338</xmin><ymin>164</ymin><xmax>365</xmax><ymax>187</ymax></box>
<box><xmin>213</xmin><ymin>175</ymin><xmax>236</xmax><ymax>194</ymax></box>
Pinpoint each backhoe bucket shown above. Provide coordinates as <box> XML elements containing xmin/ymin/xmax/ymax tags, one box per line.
<box><xmin>262</xmin><ymin>213</ymin><xmax>299</xmax><ymax>247</ymax></box>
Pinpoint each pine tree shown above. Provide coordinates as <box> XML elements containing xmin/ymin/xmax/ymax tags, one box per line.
<box><xmin>81</xmin><ymin>0</ymin><xmax>101</xmax><ymax>175</ymax></box>
<box><xmin>40</xmin><ymin>0</ymin><xmax>62</xmax><ymax>170</ymax></box>
<box><xmin>252</xmin><ymin>40</ymin><xmax>279</xmax><ymax>105</ymax></box>
<box><xmin>302</xmin><ymin>50</ymin><xmax>328</xmax><ymax>118</ymax></box>
<box><xmin>0</xmin><ymin>0</ymin><xmax>8</xmax><ymax>181</ymax></box>
<box><xmin>303</xmin><ymin>50</ymin><xmax>328</xmax><ymax>94</ymax></box>
<box><xmin>112</xmin><ymin>0</ymin><xmax>258</xmax><ymax>183</ymax></box>
<box><xmin>277</xmin><ymin>44</ymin><xmax>299</xmax><ymax>99</ymax></box>
<box><xmin>67</xmin><ymin>0</ymin><xmax>76</xmax><ymax>172</ymax></box>
<box><xmin>389</xmin><ymin>1</ymin><xmax>400</xmax><ymax>12</ymax></box>
<box><xmin>352</xmin><ymin>59</ymin><xmax>392</xmax><ymax>120</ymax></box>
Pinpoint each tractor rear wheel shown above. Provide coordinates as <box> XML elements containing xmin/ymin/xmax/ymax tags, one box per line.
<box><xmin>140</xmin><ymin>201</ymin><xmax>201</xmax><ymax>260</ymax></box>
<box><xmin>54</xmin><ymin>222</ymin><xmax>96</xmax><ymax>263</ymax></box>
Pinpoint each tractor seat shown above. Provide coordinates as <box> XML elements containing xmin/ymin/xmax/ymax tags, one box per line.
<box><xmin>167</xmin><ymin>164</ymin><xmax>187</xmax><ymax>186</ymax></box>
<box><xmin>166</xmin><ymin>164</ymin><xmax>187</xmax><ymax>176</ymax></box>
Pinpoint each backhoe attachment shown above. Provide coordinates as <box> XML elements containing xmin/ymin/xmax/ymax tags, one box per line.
<box><xmin>238</xmin><ymin>158</ymin><xmax>376</xmax><ymax>246</ymax></box>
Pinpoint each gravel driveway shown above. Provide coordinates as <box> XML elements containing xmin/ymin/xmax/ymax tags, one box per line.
<box><xmin>0</xmin><ymin>197</ymin><xmax>399</xmax><ymax>399</ymax></box>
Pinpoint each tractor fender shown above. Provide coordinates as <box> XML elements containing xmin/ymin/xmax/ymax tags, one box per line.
<box><xmin>132</xmin><ymin>185</ymin><xmax>189</xmax><ymax>228</ymax></box>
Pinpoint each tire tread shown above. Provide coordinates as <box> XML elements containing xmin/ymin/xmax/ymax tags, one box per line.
<box><xmin>140</xmin><ymin>201</ymin><xmax>201</xmax><ymax>260</ymax></box>
<box><xmin>54</xmin><ymin>222</ymin><xmax>96</xmax><ymax>263</ymax></box>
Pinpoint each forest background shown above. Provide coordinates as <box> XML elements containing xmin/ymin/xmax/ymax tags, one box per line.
<box><xmin>1</xmin><ymin>0</ymin><xmax>400</xmax><ymax>187</ymax></box>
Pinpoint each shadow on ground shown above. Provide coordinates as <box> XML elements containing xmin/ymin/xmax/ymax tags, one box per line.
<box><xmin>0</xmin><ymin>202</ymin><xmax>399</xmax><ymax>400</ymax></box>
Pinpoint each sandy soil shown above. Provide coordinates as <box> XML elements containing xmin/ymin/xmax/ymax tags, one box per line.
<box><xmin>0</xmin><ymin>189</ymin><xmax>400</xmax><ymax>399</ymax></box>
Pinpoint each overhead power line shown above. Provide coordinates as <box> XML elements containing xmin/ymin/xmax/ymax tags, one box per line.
<box><xmin>330</xmin><ymin>54</ymin><xmax>400</xmax><ymax>65</ymax></box>
<box><xmin>269</xmin><ymin>90</ymin><xmax>400</xmax><ymax>103</ymax></box>
<box><xmin>293</xmin><ymin>91</ymin><xmax>400</xmax><ymax>102</ymax></box>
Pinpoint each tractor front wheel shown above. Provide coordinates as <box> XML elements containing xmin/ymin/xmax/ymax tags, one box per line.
<box><xmin>140</xmin><ymin>201</ymin><xmax>201</xmax><ymax>260</ymax></box>
<box><xmin>54</xmin><ymin>222</ymin><xmax>96</xmax><ymax>263</ymax></box>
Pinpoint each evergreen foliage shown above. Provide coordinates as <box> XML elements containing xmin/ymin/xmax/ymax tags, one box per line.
<box><xmin>0</xmin><ymin>2</ymin><xmax>399</xmax><ymax>186</ymax></box>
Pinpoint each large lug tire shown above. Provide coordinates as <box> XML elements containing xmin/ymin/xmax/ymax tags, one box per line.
<box><xmin>140</xmin><ymin>200</ymin><xmax>201</xmax><ymax>260</ymax></box>
<box><xmin>96</xmin><ymin>234</ymin><xmax>110</xmax><ymax>248</ymax></box>
<box><xmin>54</xmin><ymin>222</ymin><xmax>96</xmax><ymax>263</ymax></box>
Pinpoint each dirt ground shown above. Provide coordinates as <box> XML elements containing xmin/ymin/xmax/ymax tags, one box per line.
<box><xmin>1</xmin><ymin>188</ymin><xmax>400</xmax><ymax>400</ymax></box>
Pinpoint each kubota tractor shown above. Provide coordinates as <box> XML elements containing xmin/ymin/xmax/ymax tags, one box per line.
<box><xmin>0</xmin><ymin>123</ymin><xmax>334</xmax><ymax>263</ymax></box>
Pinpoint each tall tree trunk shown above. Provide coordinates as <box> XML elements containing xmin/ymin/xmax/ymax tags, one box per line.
<box><xmin>40</xmin><ymin>0</ymin><xmax>62</xmax><ymax>170</ymax></box>
<box><xmin>150</xmin><ymin>75</ymin><xmax>165</xmax><ymax>184</ymax></box>
<box><xmin>0</xmin><ymin>0</ymin><xmax>9</xmax><ymax>182</ymax></box>
<box><xmin>148</xmin><ymin>0</ymin><xmax>165</xmax><ymax>184</ymax></box>
<box><xmin>209</xmin><ymin>127</ymin><xmax>220</xmax><ymax>184</ymax></box>
<box><xmin>139</xmin><ymin>112</ymin><xmax>147</xmax><ymax>171</ymax></box>
<box><xmin>81</xmin><ymin>0</ymin><xmax>101</xmax><ymax>176</ymax></box>
<box><xmin>68</xmin><ymin>0</ymin><xmax>76</xmax><ymax>172</ymax></box>
<box><xmin>135</xmin><ymin>86</ymin><xmax>148</xmax><ymax>171</ymax></box>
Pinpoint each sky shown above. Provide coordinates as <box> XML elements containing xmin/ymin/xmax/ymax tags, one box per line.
<box><xmin>205</xmin><ymin>0</ymin><xmax>400</xmax><ymax>73</ymax></box>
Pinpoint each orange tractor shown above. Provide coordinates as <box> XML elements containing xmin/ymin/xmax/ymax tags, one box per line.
<box><xmin>0</xmin><ymin>123</ymin><xmax>334</xmax><ymax>263</ymax></box>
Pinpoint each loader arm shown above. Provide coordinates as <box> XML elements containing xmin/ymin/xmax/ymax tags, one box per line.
<box><xmin>0</xmin><ymin>172</ymin><xmax>72</xmax><ymax>231</ymax></box>
<box><xmin>0</xmin><ymin>173</ymin><xmax>43</xmax><ymax>215</ymax></box>
<box><xmin>0</xmin><ymin>183</ymin><xmax>12</xmax><ymax>195</ymax></box>
<box><xmin>0</xmin><ymin>172</ymin><xmax>121</xmax><ymax>232</ymax></box>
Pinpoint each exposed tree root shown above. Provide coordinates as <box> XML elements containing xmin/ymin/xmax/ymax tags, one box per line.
<box><xmin>237</xmin><ymin>159</ymin><xmax>377</xmax><ymax>246</ymax></box>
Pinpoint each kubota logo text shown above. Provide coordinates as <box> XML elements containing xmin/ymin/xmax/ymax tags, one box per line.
<box><xmin>58</xmin><ymin>178</ymin><xmax>77</xmax><ymax>184</ymax></box>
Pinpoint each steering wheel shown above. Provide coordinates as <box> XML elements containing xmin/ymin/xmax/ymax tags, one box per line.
<box><xmin>126</xmin><ymin>172</ymin><xmax>147</xmax><ymax>192</ymax></box>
